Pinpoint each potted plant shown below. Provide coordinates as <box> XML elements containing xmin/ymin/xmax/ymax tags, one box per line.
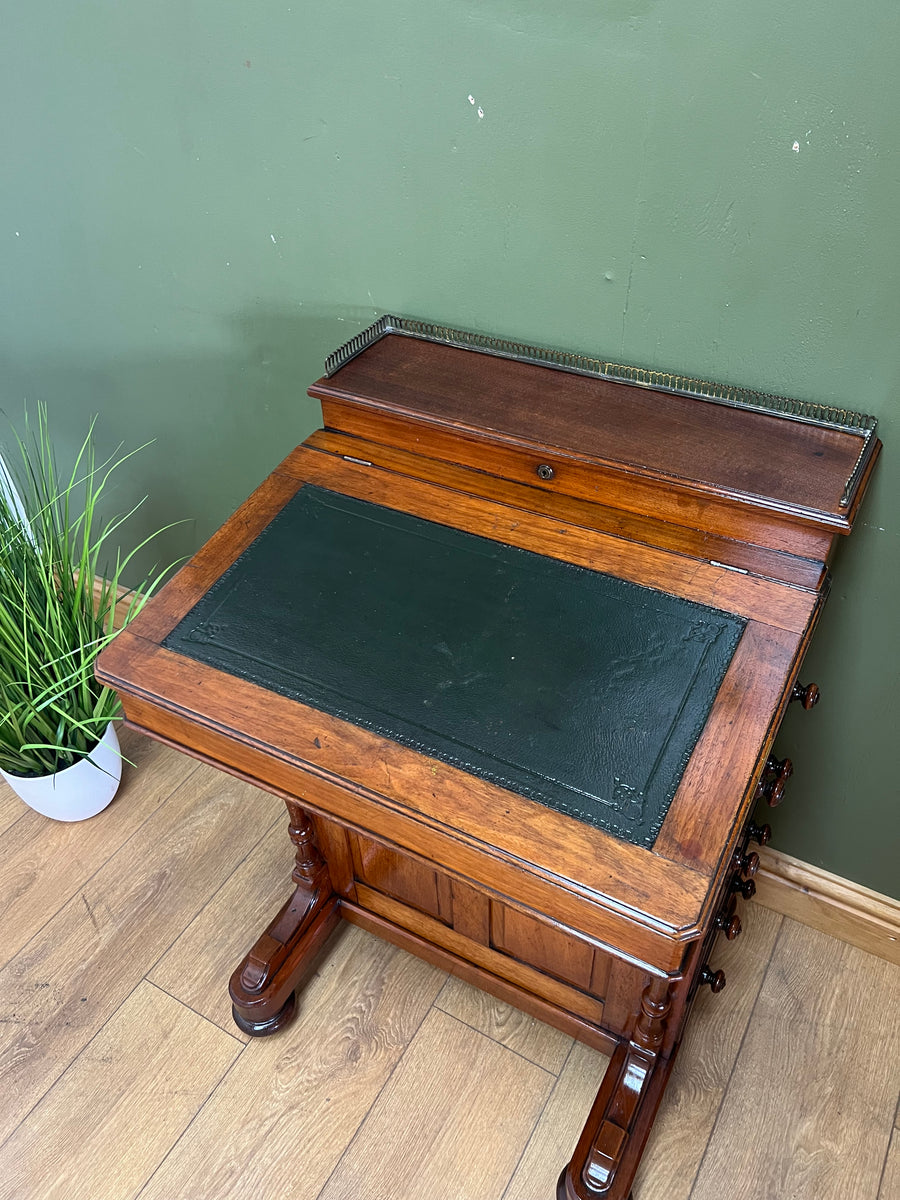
<box><xmin>0</xmin><ymin>405</ymin><xmax>173</xmax><ymax>820</ymax></box>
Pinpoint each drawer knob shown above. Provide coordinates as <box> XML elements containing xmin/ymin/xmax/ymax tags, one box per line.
<box><xmin>715</xmin><ymin>910</ymin><xmax>743</xmax><ymax>940</ymax></box>
<box><xmin>756</xmin><ymin>755</ymin><xmax>793</xmax><ymax>807</ymax></box>
<box><xmin>731</xmin><ymin>875</ymin><xmax>757</xmax><ymax>900</ymax></box>
<box><xmin>733</xmin><ymin>850</ymin><xmax>760</xmax><ymax>879</ymax></box>
<box><xmin>790</xmin><ymin>681</ymin><xmax>820</xmax><ymax>710</ymax></box>
<box><xmin>536</xmin><ymin>463</ymin><xmax>555</xmax><ymax>481</ymax></box>
<box><xmin>700</xmin><ymin>967</ymin><xmax>727</xmax><ymax>993</ymax></box>
<box><xmin>747</xmin><ymin>820</ymin><xmax>772</xmax><ymax>847</ymax></box>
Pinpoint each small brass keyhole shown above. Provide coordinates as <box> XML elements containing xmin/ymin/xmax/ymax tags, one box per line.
<box><xmin>536</xmin><ymin>464</ymin><xmax>555</xmax><ymax>481</ymax></box>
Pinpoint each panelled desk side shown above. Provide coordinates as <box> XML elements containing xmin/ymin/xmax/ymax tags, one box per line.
<box><xmin>96</xmin><ymin>328</ymin><xmax>879</xmax><ymax>1200</ymax></box>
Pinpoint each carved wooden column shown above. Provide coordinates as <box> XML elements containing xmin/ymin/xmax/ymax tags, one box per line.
<box><xmin>558</xmin><ymin>976</ymin><xmax>676</xmax><ymax>1200</ymax></box>
<box><xmin>229</xmin><ymin>799</ymin><xmax>342</xmax><ymax>1036</ymax></box>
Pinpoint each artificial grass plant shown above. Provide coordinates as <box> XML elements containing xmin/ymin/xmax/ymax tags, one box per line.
<box><xmin>0</xmin><ymin>405</ymin><xmax>174</xmax><ymax>777</ymax></box>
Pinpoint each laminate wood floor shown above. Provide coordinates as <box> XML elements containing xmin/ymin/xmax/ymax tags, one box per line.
<box><xmin>1</xmin><ymin>730</ymin><xmax>897</xmax><ymax>1200</ymax></box>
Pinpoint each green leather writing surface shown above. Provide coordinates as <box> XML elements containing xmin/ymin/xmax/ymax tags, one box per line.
<box><xmin>164</xmin><ymin>485</ymin><xmax>745</xmax><ymax>847</ymax></box>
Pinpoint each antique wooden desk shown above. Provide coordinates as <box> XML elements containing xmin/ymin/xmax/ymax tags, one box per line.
<box><xmin>97</xmin><ymin>318</ymin><xmax>879</xmax><ymax>1199</ymax></box>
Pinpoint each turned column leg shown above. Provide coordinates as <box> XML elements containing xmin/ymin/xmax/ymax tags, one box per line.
<box><xmin>229</xmin><ymin>798</ymin><xmax>342</xmax><ymax>1036</ymax></box>
<box><xmin>558</xmin><ymin>976</ymin><xmax>677</xmax><ymax>1200</ymax></box>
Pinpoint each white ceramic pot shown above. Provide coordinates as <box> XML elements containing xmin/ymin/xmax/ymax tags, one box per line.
<box><xmin>0</xmin><ymin>722</ymin><xmax>122</xmax><ymax>821</ymax></box>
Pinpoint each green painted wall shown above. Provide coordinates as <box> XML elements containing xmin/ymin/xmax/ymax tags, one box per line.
<box><xmin>2</xmin><ymin>3</ymin><xmax>897</xmax><ymax>896</ymax></box>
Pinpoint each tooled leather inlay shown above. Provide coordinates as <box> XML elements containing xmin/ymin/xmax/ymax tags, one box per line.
<box><xmin>164</xmin><ymin>485</ymin><xmax>745</xmax><ymax>847</ymax></box>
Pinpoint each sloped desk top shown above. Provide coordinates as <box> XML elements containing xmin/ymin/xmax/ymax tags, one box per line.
<box><xmin>162</xmin><ymin>484</ymin><xmax>745</xmax><ymax>849</ymax></box>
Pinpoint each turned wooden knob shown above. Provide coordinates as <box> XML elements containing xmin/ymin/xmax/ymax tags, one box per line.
<box><xmin>731</xmin><ymin>875</ymin><xmax>756</xmax><ymax>900</ymax></box>
<box><xmin>765</xmin><ymin>757</ymin><xmax>793</xmax><ymax>807</ymax></box>
<box><xmin>757</xmin><ymin>755</ymin><xmax>793</xmax><ymax>807</ymax></box>
<box><xmin>715</xmin><ymin>910</ymin><xmax>742</xmax><ymax>940</ymax></box>
<box><xmin>747</xmin><ymin>821</ymin><xmax>772</xmax><ymax>847</ymax></box>
<box><xmin>790</xmin><ymin>681</ymin><xmax>820</xmax><ymax>710</ymax></box>
<box><xmin>700</xmin><ymin>967</ymin><xmax>727</xmax><ymax>993</ymax></box>
<box><xmin>732</xmin><ymin>850</ymin><xmax>760</xmax><ymax>879</ymax></box>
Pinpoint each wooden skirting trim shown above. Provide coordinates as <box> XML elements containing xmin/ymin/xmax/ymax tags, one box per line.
<box><xmin>755</xmin><ymin>847</ymin><xmax>900</xmax><ymax>966</ymax></box>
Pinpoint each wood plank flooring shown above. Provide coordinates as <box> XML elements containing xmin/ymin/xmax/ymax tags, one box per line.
<box><xmin>1</xmin><ymin>729</ymin><xmax>897</xmax><ymax>1200</ymax></box>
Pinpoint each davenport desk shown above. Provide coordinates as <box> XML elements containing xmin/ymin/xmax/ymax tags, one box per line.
<box><xmin>96</xmin><ymin>318</ymin><xmax>880</xmax><ymax>1199</ymax></box>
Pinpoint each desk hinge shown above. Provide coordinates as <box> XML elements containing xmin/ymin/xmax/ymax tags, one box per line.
<box><xmin>708</xmin><ymin>560</ymin><xmax>749</xmax><ymax>574</ymax></box>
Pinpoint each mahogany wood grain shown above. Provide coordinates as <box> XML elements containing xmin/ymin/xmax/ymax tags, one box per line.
<box><xmin>588</xmin><ymin>947</ymin><xmax>613</xmax><ymax>1001</ymax></box>
<box><xmin>120</xmin><ymin>737</ymin><xmax>687</xmax><ymax>989</ymax></box>
<box><xmin>653</xmin><ymin>622</ymin><xmax>803</xmax><ymax>873</ymax></box>
<box><xmin>93</xmin><ymin>448</ymin><xmax>825</xmax><ymax>964</ymax></box>
<box><xmin>490</xmin><ymin>904</ymin><xmax>597</xmax><ymax>994</ymax></box>
<box><xmin>310</xmin><ymin>816</ymin><xmax>357</xmax><ymax>901</ymax></box>
<box><xmin>349</xmin><ymin>856</ymin><xmax>674</xmax><ymax>1040</ymax></box>
<box><xmin>436</xmin><ymin>867</ymin><xmax>455</xmax><ymax>925</ymax></box>
<box><xmin>598</xmin><ymin>958</ymin><xmax>654</xmax><ymax>1040</ymax></box>
<box><xmin>449</xmin><ymin>877</ymin><xmax>491</xmax><ymax>945</ymax></box>
<box><xmin>349</xmin><ymin>830</ymin><xmax>448</xmax><ymax>923</ymax></box>
<box><xmin>99</xmin><ymin>546</ymin><xmax>814</xmax><ymax>955</ymax></box>
<box><xmin>355</xmin><ymin>884</ymin><xmax>612</xmax><ymax>1028</ymax></box>
<box><xmin>312</xmin><ymin>334</ymin><xmax>868</xmax><ymax>525</ymax></box>
<box><xmin>97</xmin><ymin>454</ymin><xmax>823</xmax><ymax>955</ymax></box>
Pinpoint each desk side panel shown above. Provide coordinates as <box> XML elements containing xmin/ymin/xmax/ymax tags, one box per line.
<box><xmin>656</xmin><ymin>622</ymin><xmax>806</xmax><ymax>871</ymax></box>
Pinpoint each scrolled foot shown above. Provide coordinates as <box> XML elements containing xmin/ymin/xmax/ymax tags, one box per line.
<box><xmin>229</xmin><ymin>889</ymin><xmax>341</xmax><ymax>1035</ymax></box>
<box><xmin>229</xmin><ymin>800</ymin><xmax>342</xmax><ymax>1037</ymax></box>
<box><xmin>232</xmin><ymin>991</ymin><xmax>297</xmax><ymax>1038</ymax></box>
<box><xmin>558</xmin><ymin>1163</ymin><xmax>636</xmax><ymax>1200</ymax></box>
<box><xmin>557</xmin><ymin>1165</ymin><xmax>568</xmax><ymax>1199</ymax></box>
